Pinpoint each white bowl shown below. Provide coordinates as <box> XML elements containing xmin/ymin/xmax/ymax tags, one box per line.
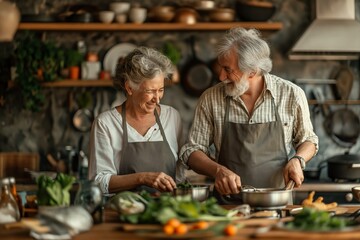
<box><xmin>115</xmin><ymin>13</ymin><xmax>127</xmax><ymax>23</ymax></box>
<box><xmin>99</xmin><ymin>11</ymin><xmax>115</xmax><ymax>23</ymax></box>
<box><xmin>109</xmin><ymin>2</ymin><xmax>130</xmax><ymax>14</ymax></box>
<box><xmin>129</xmin><ymin>7</ymin><xmax>147</xmax><ymax>23</ymax></box>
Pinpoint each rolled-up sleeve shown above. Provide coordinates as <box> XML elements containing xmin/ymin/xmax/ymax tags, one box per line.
<box><xmin>89</xmin><ymin>118</ymin><xmax>117</xmax><ymax>194</ymax></box>
<box><xmin>292</xmin><ymin>87</ymin><xmax>319</xmax><ymax>154</ymax></box>
<box><xmin>179</xmin><ymin>97</ymin><xmax>215</xmax><ymax>167</ymax></box>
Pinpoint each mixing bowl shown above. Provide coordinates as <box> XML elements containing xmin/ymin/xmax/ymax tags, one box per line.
<box><xmin>175</xmin><ymin>185</ymin><xmax>210</xmax><ymax>202</ymax></box>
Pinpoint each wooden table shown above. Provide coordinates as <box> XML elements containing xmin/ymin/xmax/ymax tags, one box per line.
<box><xmin>2</xmin><ymin>205</ymin><xmax>360</xmax><ymax>240</ymax></box>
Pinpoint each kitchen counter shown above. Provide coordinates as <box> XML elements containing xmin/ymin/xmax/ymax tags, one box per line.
<box><xmin>2</xmin><ymin>205</ymin><xmax>360</xmax><ymax>240</ymax></box>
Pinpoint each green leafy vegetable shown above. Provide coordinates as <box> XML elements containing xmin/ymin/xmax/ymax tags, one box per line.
<box><xmin>177</xmin><ymin>181</ymin><xmax>193</xmax><ymax>189</ymax></box>
<box><xmin>36</xmin><ymin>173</ymin><xmax>76</xmax><ymax>206</ymax></box>
<box><xmin>108</xmin><ymin>191</ymin><xmax>238</xmax><ymax>224</ymax></box>
<box><xmin>285</xmin><ymin>207</ymin><xmax>354</xmax><ymax>231</ymax></box>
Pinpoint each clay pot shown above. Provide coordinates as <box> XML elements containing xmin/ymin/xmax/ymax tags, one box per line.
<box><xmin>173</xmin><ymin>8</ymin><xmax>199</xmax><ymax>24</ymax></box>
<box><xmin>148</xmin><ymin>6</ymin><xmax>175</xmax><ymax>22</ymax></box>
<box><xmin>209</xmin><ymin>8</ymin><xmax>235</xmax><ymax>22</ymax></box>
<box><xmin>0</xmin><ymin>0</ymin><xmax>20</xmax><ymax>41</ymax></box>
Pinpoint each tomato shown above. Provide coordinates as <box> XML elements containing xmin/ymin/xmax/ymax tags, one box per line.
<box><xmin>163</xmin><ymin>224</ymin><xmax>175</xmax><ymax>235</ymax></box>
<box><xmin>224</xmin><ymin>224</ymin><xmax>237</xmax><ymax>236</ymax></box>
<box><xmin>192</xmin><ymin>221</ymin><xmax>209</xmax><ymax>230</ymax></box>
<box><xmin>175</xmin><ymin>223</ymin><xmax>188</xmax><ymax>235</ymax></box>
<box><xmin>166</xmin><ymin>218</ymin><xmax>181</xmax><ymax>228</ymax></box>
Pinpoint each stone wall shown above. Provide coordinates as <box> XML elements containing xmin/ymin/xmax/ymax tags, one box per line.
<box><xmin>1</xmin><ymin>0</ymin><xmax>360</xmax><ymax>180</ymax></box>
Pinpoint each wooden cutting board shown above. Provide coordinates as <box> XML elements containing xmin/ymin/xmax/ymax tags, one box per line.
<box><xmin>119</xmin><ymin>222</ymin><xmax>216</xmax><ymax>239</ymax></box>
<box><xmin>284</xmin><ymin>205</ymin><xmax>349</xmax><ymax>215</ymax></box>
<box><xmin>253</xmin><ymin>228</ymin><xmax>360</xmax><ymax>239</ymax></box>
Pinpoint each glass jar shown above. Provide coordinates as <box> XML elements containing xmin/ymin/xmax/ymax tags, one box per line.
<box><xmin>74</xmin><ymin>180</ymin><xmax>103</xmax><ymax>224</ymax></box>
<box><xmin>0</xmin><ymin>178</ymin><xmax>20</xmax><ymax>223</ymax></box>
<box><xmin>9</xmin><ymin>177</ymin><xmax>23</xmax><ymax>218</ymax></box>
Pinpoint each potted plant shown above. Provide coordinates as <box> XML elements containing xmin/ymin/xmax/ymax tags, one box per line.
<box><xmin>162</xmin><ymin>41</ymin><xmax>181</xmax><ymax>84</ymax></box>
<box><xmin>65</xmin><ymin>49</ymin><xmax>83</xmax><ymax>80</ymax></box>
<box><xmin>14</xmin><ymin>32</ymin><xmax>65</xmax><ymax>112</ymax></box>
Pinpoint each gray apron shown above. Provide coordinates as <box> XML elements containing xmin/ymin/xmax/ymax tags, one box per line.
<box><xmin>214</xmin><ymin>96</ymin><xmax>288</xmax><ymax>204</ymax></box>
<box><xmin>119</xmin><ymin>104</ymin><xmax>176</xmax><ymax>193</ymax></box>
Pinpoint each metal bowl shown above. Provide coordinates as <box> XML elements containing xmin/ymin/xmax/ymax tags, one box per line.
<box><xmin>241</xmin><ymin>188</ymin><xmax>292</xmax><ymax>209</ymax></box>
<box><xmin>175</xmin><ymin>185</ymin><xmax>210</xmax><ymax>202</ymax></box>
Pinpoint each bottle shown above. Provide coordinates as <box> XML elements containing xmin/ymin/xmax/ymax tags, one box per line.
<box><xmin>78</xmin><ymin>150</ymin><xmax>89</xmax><ymax>180</ymax></box>
<box><xmin>9</xmin><ymin>177</ymin><xmax>23</xmax><ymax>218</ymax></box>
<box><xmin>74</xmin><ymin>180</ymin><xmax>103</xmax><ymax>224</ymax></box>
<box><xmin>0</xmin><ymin>178</ymin><xmax>20</xmax><ymax>223</ymax></box>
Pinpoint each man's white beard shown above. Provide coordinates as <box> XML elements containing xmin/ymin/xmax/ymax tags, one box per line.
<box><xmin>224</xmin><ymin>75</ymin><xmax>249</xmax><ymax>97</ymax></box>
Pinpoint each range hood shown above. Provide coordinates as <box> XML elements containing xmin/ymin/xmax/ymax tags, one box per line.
<box><xmin>289</xmin><ymin>0</ymin><xmax>360</xmax><ymax>60</ymax></box>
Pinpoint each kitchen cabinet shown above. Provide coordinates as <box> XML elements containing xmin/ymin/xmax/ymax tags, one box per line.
<box><xmin>17</xmin><ymin>22</ymin><xmax>283</xmax><ymax>88</ymax></box>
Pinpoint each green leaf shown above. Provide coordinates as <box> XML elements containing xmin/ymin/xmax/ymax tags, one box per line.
<box><xmin>156</xmin><ymin>207</ymin><xmax>179</xmax><ymax>224</ymax></box>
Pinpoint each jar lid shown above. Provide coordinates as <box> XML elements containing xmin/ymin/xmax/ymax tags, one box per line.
<box><xmin>1</xmin><ymin>177</ymin><xmax>11</xmax><ymax>185</ymax></box>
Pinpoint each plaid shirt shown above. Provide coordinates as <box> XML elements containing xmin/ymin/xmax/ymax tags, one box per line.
<box><xmin>179</xmin><ymin>73</ymin><xmax>319</xmax><ymax>165</ymax></box>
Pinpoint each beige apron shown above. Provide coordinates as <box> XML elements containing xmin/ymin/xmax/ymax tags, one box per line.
<box><xmin>119</xmin><ymin>104</ymin><xmax>176</xmax><ymax>193</ymax></box>
<box><xmin>214</xmin><ymin>97</ymin><xmax>288</xmax><ymax>204</ymax></box>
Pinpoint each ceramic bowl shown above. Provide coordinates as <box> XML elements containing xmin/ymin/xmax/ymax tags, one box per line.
<box><xmin>236</xmin><ymin>0</ymin><xmax>276</xmax><ymax>22</ymax></box>
<box><xmin>148</xmin><ymin>6</ymin><xmax>175</xmax><ymax>22</ymax></box>
<box><xmin>194</xmin><ymin>0</ymin><xmax>216</xmax><ymax>10</ymax></box>
<box><xmin>128</xmin><ymin>7</ymin><xmax>147</xmax><ymax>23</ymax></box>
<box><xmin>115</xmin><ymin>13</ymin><xmax>127</xmax><ymax>23</ymax></box>
<box><xmin>98</xmin><ymin>11</ymin><xmax>115</xmax><ymax>23</ymax></box>
<box><xmin>209</xmin><ymin>8</ymin><xmax>235</xmax><ymax>22</ymax></box>
<box><xmin>173</xmin><ymin>8</ymin><xmax>199</xmax><ymax>24</ymax></box>
<box><xmin>109</xmin><ymin>2</ymin><xmax>130</xmax><ymax>14</ymax></box>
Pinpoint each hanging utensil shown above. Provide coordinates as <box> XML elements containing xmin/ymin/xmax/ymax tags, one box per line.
<box><xmin>181</xmin><ymin>36</ymin><xmax>213</xmax><ymax>97</ymax></box>
<box><xmin>330</xmin><ymin>65</ymin><xmax>354</xmax><ymax>100</ymax></box>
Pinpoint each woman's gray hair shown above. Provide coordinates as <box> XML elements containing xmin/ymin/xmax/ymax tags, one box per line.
<box><xmin>216</xmin><ymin>27</ymin><xmax>272</xmax><ymax>75</ymax></box>
<box><xmin>113</xmin><ymin>46</ymin><xmax>174</xmax><ymax>92</ymax></box>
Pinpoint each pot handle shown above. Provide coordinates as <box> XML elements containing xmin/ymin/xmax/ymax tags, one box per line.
<box><xmin>351</xmin><ymin>163</ymin><xmax>360</xmax><ymax>168</ymax></box>
<box><xmin>285</xmin><ymin>180</ymin><xmax>295</xmax><ymax>190</ymax></box>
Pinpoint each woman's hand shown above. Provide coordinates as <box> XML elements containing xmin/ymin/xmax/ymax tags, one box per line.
<box><xmin>141</xmin><ymin>172</ymin><xmax>177</xmax><ymax>192</ymax></box>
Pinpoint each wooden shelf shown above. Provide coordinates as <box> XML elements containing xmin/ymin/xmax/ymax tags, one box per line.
<box><xmin>308</xmin><ymin>99</ymin><xmax>360</xmax><ymax>105</ymax></box>
<box><xmin>18</xmin><ymin>22</ymin><xmax>283</xmax><ymax>31</ymax></box>
<box><xmin>41</xmin><ymin>80</ymin><xmax>113</xmax><ymax>87</ymax></box>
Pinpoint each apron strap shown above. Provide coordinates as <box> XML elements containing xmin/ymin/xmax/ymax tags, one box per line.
<box><xmin>121</xmin><ymin>103</ymin><xmax>129</xmax><ymax>149</ymax></box>
<box><xmin>154</xmin><ymin>107</ymin><xmax>168</xmax><ymax>143</ymax></box>
<box><xmin>221</xmin><ymin>97</ymin><xmax>231</xmax><ymax>150</ymax></box>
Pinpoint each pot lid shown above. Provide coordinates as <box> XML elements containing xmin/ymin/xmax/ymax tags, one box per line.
<box><xmin>327</xmin><ymin>153</ymin><xmax>360</xmax><ymax>163</ymax></box>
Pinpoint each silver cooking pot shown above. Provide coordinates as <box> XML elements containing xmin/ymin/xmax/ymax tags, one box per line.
<box><xmin>241</xmin><ymin>180</ymin><xmax>295</xmax><ymax>209</ymax></box>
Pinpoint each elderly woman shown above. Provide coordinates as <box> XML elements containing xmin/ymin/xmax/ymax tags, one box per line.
<box><xmin>89</xmin><ymin>46</ymin><xmax>185</xmax><ymax>194</ymax></box>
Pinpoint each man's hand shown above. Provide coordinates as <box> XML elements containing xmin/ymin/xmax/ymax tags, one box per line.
<box><xmin>283</xmin><ymin>158</ymin><xmax>304</xmax><ymax>187</ymax></box>
<box><xmin>214</xmin><ymin>166</ymin><xmax>241</xmax><ymax>195</ymax></box>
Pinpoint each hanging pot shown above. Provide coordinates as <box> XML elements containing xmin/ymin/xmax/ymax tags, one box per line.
<box><xmin>327</xmin><ymin>153</ymin><xmax>360</xmax><ymax>180</ymax></box>
<box><xmin>330</xmin><ymin>65</ymin><xmax>354</xmax><ymax>100</ymax></box>
<box><xmin>181</xmin><ymin>36</ymin><xmax>213</xmax><ymax>97</ymax></box>
<box><xmin>303</xmin><ymin>160</ymin><xmax>327</xmax><ymax>180</ymax></box>
<box><xmin>323</xmin><ymin>108</ymin><xmax>360</xmax><ymax>148</ymax></box>
<box><xmin>313</xmin><ymin>85</ymin><xmax>360</xmax><ymax>148</ymax></box>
